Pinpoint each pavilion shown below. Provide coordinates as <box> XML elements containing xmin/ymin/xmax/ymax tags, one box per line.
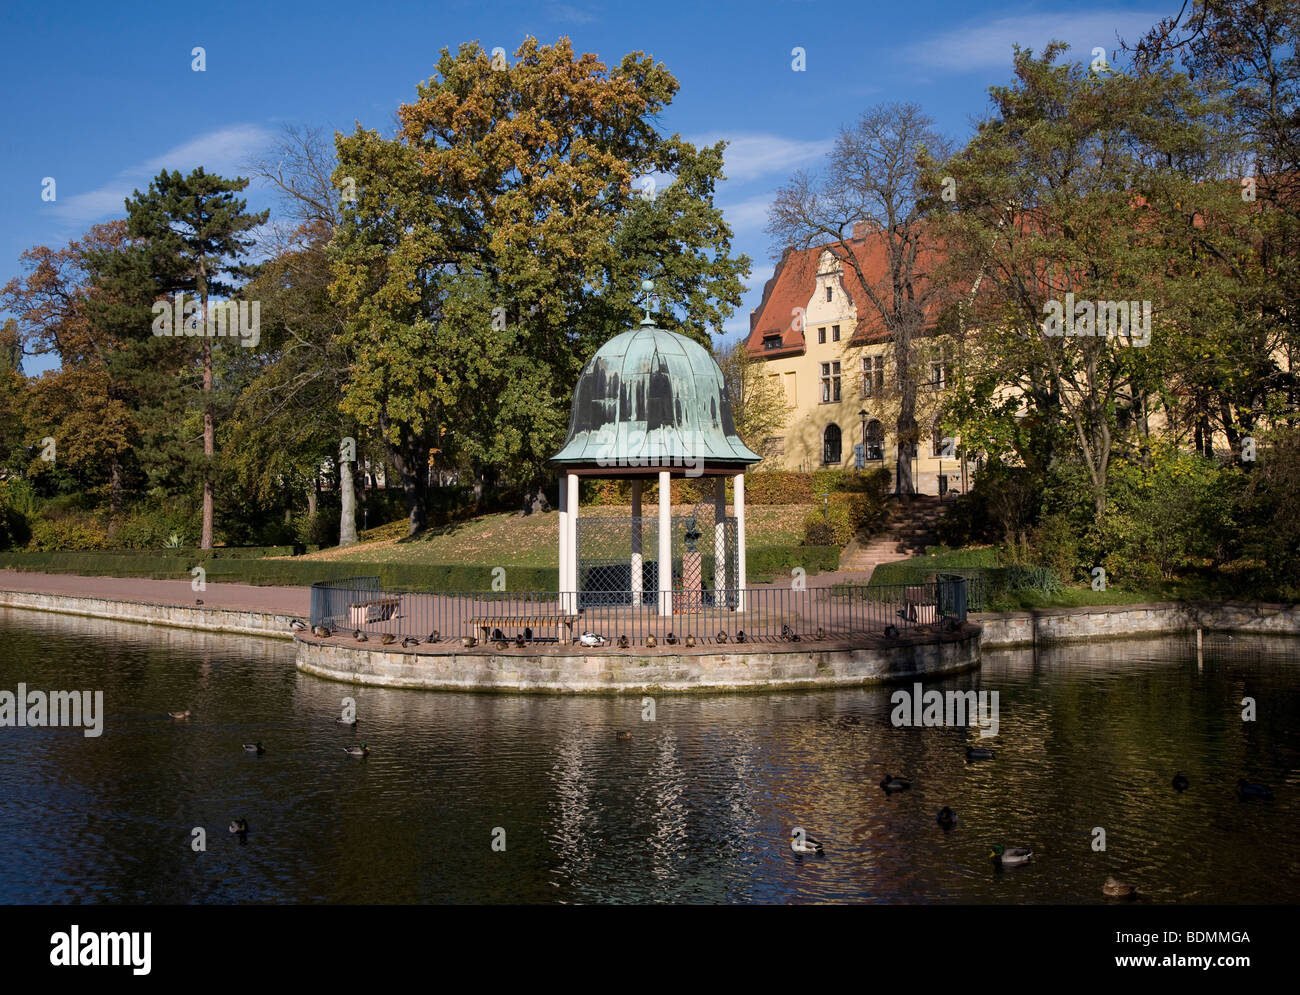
<box><xmin>550</xmin><ymin>291</ymin><xmax>761</xmax><ymax>615</ymax></box>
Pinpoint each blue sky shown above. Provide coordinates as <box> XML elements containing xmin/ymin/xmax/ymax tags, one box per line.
<box><xmin>0</xmin><ymin>0</ymin><xmax>1170</xmax><ymax>373</ymax></box>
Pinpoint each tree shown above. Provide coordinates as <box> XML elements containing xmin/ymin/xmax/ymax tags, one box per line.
<box><xmin>717</xmin><ymin>339</ymin><xmax>791</xmax><ymax>454</ymax></box>
<box><xmin>768</xmin><ymin>103</ymin><xmax>951</xmax><ymax>498</ymax></box>
<box><xmin>331</xmin><ymin>37</ymin><xmax>748</xmax><ymax>534</ymax></box>
<box><xmin>123</xmin><ymin>168</ymin><xmax>268</xmax><ymax>548</ymax></box>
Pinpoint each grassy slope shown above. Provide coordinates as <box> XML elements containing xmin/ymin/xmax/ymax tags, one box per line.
<box><xmin>297</xmin><ymin>504</ymin><xmax>813</xmax><ymax>568</ymax></box>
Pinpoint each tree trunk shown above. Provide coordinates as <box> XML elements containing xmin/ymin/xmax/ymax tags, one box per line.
<box><xmin>109</xmin><ymin>456</ymin><xmax>123</xmax><ymax>516</ymax></box>
<box><xmin>339</xmin><ymin>457</ymin><xmax>358</xmax><ymax>545</ymax></box>
<box><xmin>521</xmin><ymin>480</ymin><xmax>550</xmax><ymax>516</ymax></box>
<box><xmin>307</xmin><ymin>482</ymin><xmax>318</xmax><ymax>517</ymax></box>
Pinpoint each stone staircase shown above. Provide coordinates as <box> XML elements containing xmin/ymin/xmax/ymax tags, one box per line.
<box><xmin>838</xmin><ymin>495</ymin><xmax>947</xmax><ymax>579</ymax></box>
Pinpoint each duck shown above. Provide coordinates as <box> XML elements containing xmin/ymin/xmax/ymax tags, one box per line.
<box><xmin>716</xmin><ymin>630</ymin><xmax>728</xmax><ymax>644</ymax></box>
<box><xmin>462</xmin><ymin>635</ymin><xmax>477</xmax><ymax>648</ymax></box>
<box><xmin>617</xmin><ymin>634</ymin><xmax>630</xmax><ymax>649</ymax></box>
<box><xmin>1102</xmin><ymin>876</ymin><xmax>1138</xmax><ymax>898</ymax></box>
<box><xmin>427</xmin><ymin>630</ymin><xmax>440</xmax><ymax>642</ymax></box>
<box><xmin>491</xmin><ymin>628</ymin><xmax>505</xmax><ymax>642</ymax></box>
<box><xmin>380</xmin><ymin>632</ymin><xmax>396</xmax><ymax>645</ymax></box>
<box><xmin>880</xmin><ymin>774</ymin><xmax>912</xmax><ymax>793</ymax></box>
<box><xmin>578</xmin><ymin>631</ymin><xmax>605</xmax><ymax>647</ymax></box>
<box><xmin>781</xmin><ymin>624</ymin><xmax>794</xmax><ymax>641</ymax></box>
<box><xmin>229</xmin><ymin>817</ymin><xmax>249</xmax><ymax>835</ymax></box>
<box><xmin>195</xmin><ymin>598</ymin><xmax>204</xmax><ymax>606</ymax></box>
<box><xmin>242</xmin><ymin>742</ymin><xmax>265</xmax><ymax>755</ymax></box>
<box><xmin>523</xmin><ymin>627</ymin><xmax>533</xmax><ymax>641</ymax></box>
<box><xmin>815</xmin><ymin>627</ymin><xmax>825</xmax><ymax>641</ymax></box>
<box><xmin>884</xmin><ymin>624</ymin><xmax>900</xmax><ymax>639</ymax></box>
<box><xmin>684</xmin><ymin>634</ymin><xmax>696</xmax><ymax>648</ymax></box>
<box><xmin>665</xmin><ymin>632</ymin><xmax>678</xmax><ymax>645</ymax></box>
<box><xmin>401</xmin><ymin>635</ymin><xmax>419</xmax><ymax>648</ymax></box>
<box><xmin>342</xmin><ymin>744</ymin><xmax>370</xmax><ymax>758</ymax></box>
<box><xmin>168</xmin><ymin>710</ymin><xmax>191</xmax><ymax>720</ymax></box>
<box><xmin>735</xmin><ymin>630</ymin><xmax>746</xmax><ymax>644</ymax></box>
<box><xmin>645</xmin><ymin>634</ymin><xmax>657</xmax><ymax>649</ymax></box>
<box><xmin>990</xmin><ymin>844</ymin><xmax>1032</xmax><ymax>866</ymax></box>
<box><xmin>1237</xmin><ymin>778</ymin><xmax>1275</xmax><ymax>800</ymax></box>
<box><xmin>1172</xmin><ymin>772</ymin><xmax>1189</xmax><ymax>792</ymax></box>
<box><xmin>615</xmin><ymin>730</ymin><xmax>632</xmax><ymax>741</ymax></box>
<box><xmin>789</xmin><ymin>830</ymin><xmax>824</xmax><ymax>855</ymax></box>
<box><xmin>966</xmin><ymin>746</ymin><xmax>995</xmax><ymax>761</ymax></box>
<box><xmin>936</xmin><ymin>806</ymin><xmax>958</xmax><ymax>828</ymax></box>
<box><xmin>352</xmin><ymin>629</ymin><xmax>368</xmax><ymax>642</ymax></box>
<box><xmin>289</xmin><ymin>619</ymin><xmax>308</xmax><ymax>632</ymax></box>
<box><xmin>311</xmin><ymin>625</ymin><xmax>332</xmax><ymax>638</ymax></box>
<box><xmin>514</xmin><ymin>635</ymin><xmax>526</xmax><ymax>648</ymax></box>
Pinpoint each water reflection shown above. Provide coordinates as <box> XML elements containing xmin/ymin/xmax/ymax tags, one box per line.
<box><xmin>0</xmin><ymin>607</ymin><xmax>1297</xmax><ymax>904</ymax></box>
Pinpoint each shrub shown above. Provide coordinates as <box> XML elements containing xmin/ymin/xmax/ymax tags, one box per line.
<box><xmin>747</xmin><ymin>544</ymin><xmax>839</xmax><ymax>581</ymax></box>
<box><xmin>802</xmin><ymin>503</ymin><xmax>854</xmax><ymax>547</ymax></box>
<box><xmin>25</xmin><ymin>515</ymin><xmax>109</xmax><ymax>551</ymax></box>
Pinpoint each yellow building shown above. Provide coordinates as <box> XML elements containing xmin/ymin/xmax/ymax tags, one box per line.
<box><xmin>745</xmin><ymin>236</ymin><xmax>971</xmax><ymax>495</ymax></box>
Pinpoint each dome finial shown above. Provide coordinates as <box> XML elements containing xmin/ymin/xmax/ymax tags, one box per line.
<box><xmin>639</xmin><ymin>278</ymin><xmax>655</xmax><ymax>326</ymax></box>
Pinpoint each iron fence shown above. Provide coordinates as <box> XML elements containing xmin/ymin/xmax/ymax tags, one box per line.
<box><xmin>308</xmin><ymin>576</ymin><xmax>968</xmax><ymax>648</ymax></box>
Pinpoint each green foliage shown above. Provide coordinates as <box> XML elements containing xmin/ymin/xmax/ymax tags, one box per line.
<box><xmin>747</xmin><ymin>544</ymin><xmax>840</xmax><ymax>581</ymax></box>
<box><xmin>802</xmin><ymin>503</ymin><xmax>854</xmax><ymax>547</ymax></box>
<box><xmin>26</xmin><ymin>515</ymin><xmax>109</xmax><ymax>551</ymax></box>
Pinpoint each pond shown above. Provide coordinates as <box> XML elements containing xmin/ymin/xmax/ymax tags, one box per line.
<box><xmin>1</xmin><ymin>607</ymin><xmax>1296</xmax><ymax>904</ymax></box>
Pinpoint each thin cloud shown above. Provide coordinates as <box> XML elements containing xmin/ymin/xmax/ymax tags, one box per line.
<box><xmin>692</xmin><ymin>132</ymin><xmax>834</xmax><ymax>183</ymax></box>
<box><xmin>51</xmin><ymin>124</ymin><xmax>273</xmax><ymax>228</ymax></box>
<box><xmin>721</xmin><ymin>194</ymin><xmax>777</xmax><ymax>234</ymax></box>
<box><xmin>547</xmin><ymin>3</ymin><xmax>597</xmax><ymax>23</ymax></box>
<box><xmin>906</xmin><ymin>10</ymin><xmax>1163</xmax><ymax>71</ymax></box>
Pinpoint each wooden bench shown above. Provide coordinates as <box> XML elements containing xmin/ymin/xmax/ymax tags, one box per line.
<box><xmin>348</xmin><ymin>597</ymin><xmax>400</xmax><ymax>626</ymax></box>
<box><xmin>467</xmin><ymin>613</ymin><xmax>579</xmax><ymax>644</ymax></box>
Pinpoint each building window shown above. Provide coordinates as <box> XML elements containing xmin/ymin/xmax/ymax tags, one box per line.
<box><xmin>817</xmin><ymin>326</ymin><xmax>826</xmax><ymax>344</ymax></box>
<box><xmin>823</xmin><ymin>424</ymin><xmax>842</xmax><ymax>465</ymax></box>
<box><xmin>861</xmin><ymin>356</ymin><xmax>884</xmax><ymax>397</ymax></box>
<box><xmin>930</xmin><ymin>346</ymin><xmax>951</xmax><ymax>390</ymax></box>
<box><xmin>932</xmin><ymin>420</ymin><xmax>949</xmax><ymax>457</ymax></box>
<box><xmin>832</xmin><ymin>324</ymin><xmax>841</xmax><ymax>341</ymax></box>
<box><xmin>820</xmin><ymin>361</ymin><xmax>841</xmax><ymax>403</ymax></box>
<box><xmin>826</xmin><ymin>285</ymin><xmax>833</xmax><ymax>302</ymax></box>
<box><xmin>762</xmin><ymin>333</ymin><xmax>782</xmax><ymax>351</ymax></box>
<box><xmin>763</xmin><ymin>436</ymin><xmax>785</xmax><ymax>456</ymax></box>
<box><xmin>864</xmin><ymin>419</ymin><xmax>884</xmax><ymax>461</ymax></box>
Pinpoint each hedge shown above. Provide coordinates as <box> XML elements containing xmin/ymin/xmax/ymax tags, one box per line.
<box><xmin>583</xmin><ymin>468</ymin><xmax>893</xmax><ymax>507</ymax></box>
<box><xmin>0</xmin><ymin>544</ymin><xmax>838</xmax><ymax>590</ymax></box>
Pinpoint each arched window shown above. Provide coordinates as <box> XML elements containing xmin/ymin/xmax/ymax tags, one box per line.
<box><xmin>823</xmin><ymin>424</ymin><xmax>842</xmax><ymax>465</ymax></box>
<box><xmin>864</xmin><ymin>420</ymin><xmax>884</xmax><ymax>461</ymax></box>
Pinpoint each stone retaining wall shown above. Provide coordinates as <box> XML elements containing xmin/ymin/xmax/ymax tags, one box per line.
<box><xmin>294</xmin><ymin>625</ymin><xmax>982</xmax><ymax>693</ymax></box>
<box><xmin>0</xmin><ymin>589</ymin><xmax>296</xmax><ymax>640</ymax></box>
<box><xmin>977</xmin><ymin>601</ymin><xmax>1300</xmax><ymax>648</ymax></box>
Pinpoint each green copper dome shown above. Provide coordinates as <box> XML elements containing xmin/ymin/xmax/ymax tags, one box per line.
<box><xmin>551</xmin><ymin>319</ymin><xmax>761</xmax><ymax>471</ymax></box>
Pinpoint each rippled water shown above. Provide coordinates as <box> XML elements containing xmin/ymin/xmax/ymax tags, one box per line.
<box><xmin>1</xmin><ymin>606</ymin><xmax>1297</xmax><ymax>904</ymax></box>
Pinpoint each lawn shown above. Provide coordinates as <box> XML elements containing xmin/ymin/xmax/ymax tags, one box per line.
<box><xmin>298</xmin><ymin>504</ymin><xmax>813</xmax><ymax>568</ymax></box>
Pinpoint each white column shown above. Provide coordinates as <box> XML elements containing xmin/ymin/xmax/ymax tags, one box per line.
<box><xmin>734</xmin><ymin>472</ymin><xmax>747</xmax><ymax>612</ymax></box>
<box><xmin>713</xmin><ymin>476</ymin><xmax>727</xmax><ymax>601</ymax></box>
<box><xmin>630</xmin><ymin>479</ymin><xmax>643</xmax><ymax>604</ymax></box>
<box><xmin>657</xmin><ymin>470</ymin><xmax>672</xmax><ymax>616</ymax></box>
<box><xmin>557</xmin><ymin>471</ymin><xmax>569</xmax><ymax>605</ymax></box>
<box><xmin>567</xmin><ymin>471</ymin><xmax>580</xmax><ymax>613</ymax></box>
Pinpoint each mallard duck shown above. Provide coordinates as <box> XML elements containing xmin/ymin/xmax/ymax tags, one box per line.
<box><xmin>789</xmin><ymin>830</ymin><xmax>824</xmax><ymax>855</ymax></box>
<box><xmin>716</xmin><ymin>630</ymin><xmax>728</xmax><ymax>644</ymax></box>
<box><xmin>1172</xmin><ymin>773</ymin><xmax>1189</xmax><ymax>792</ymax></box>
<box><xmin>815</xmin><ymin>627</ymin><xmax>825</xmax><ymax>641</ymax></box>
<box><xmin>884</xmin><ymin>624</ymin><xmax>900</xmax><ymax>639</ymax></box>
<box><xmin>615</xmin><ymin>730</ymin><xmax>632</xmax><ymax>741</ymax></box>
<box><xmin>289</xmin><ymin>619</ymin><xmax>308</xmax><ymax>632</ymax></box>
<box><xmin>195</xmin><ymin>598</ymin><xmax>204</xmax><ymax>606</ymax></box>
<box><xmin>880</xmin><ymin>774</ymin><xmax>912</xmax><ymax>793</ymax></box>
<box><xmin>242</xmin><ymin>742</ymin><xmax>265</xmax><ymax>755</ymax></box>
<box><xmin>684</xmin><ymin>634</ymin><xmax>696</xmax><ymax>648</ymax></box>
<box><xmin>401</xmin><ymin>635</ymin><xmax>419</xmax><ymax>648</ymax></box>
<box><xmin>1102</xmin><ymin>876</ymin><xmax>1138</xmax><ymax>898</ymax></box>
<box><xmin>735</xmin><ymin>630</ymin><xmax>746</xmax><ymax>643</ymax></box>
<box><xmin>1237</xmin><ymin>778</ymin><xmax>1274</xmax><ymax>800</ymax></box>
<box><xmin>462</xmin><ymin>635</ymin><xmax>477</xmax><ymax>648</ymax></box>
<box><xmin>352</xmin><ymin>628</ymin><xmax>367</xmax><ymax>642</ymax></box>
<box><xmin>665</xmin><ymin>632</ymin><xmax>677</xmax><ymax>645</ymax></box>
<box><xmin>312</xmin><ymin>625</ymin><xmax>332</xmax><ymax>638</ymax></box>
<box><xmin>514</xmin><ymin>635</ymin><xmax>526</xmax><ymax>648</ymax></box>
<box><xmin>168</xmin><ymin>710</ymin><xmax>190</xmax><ymax>720</ymax></box>
<box><xmin>990</xmin><ymin>844</ymin><xmax>1032</xmax><ymax>866</ymax></box>
<box><xmin>617</xmin><ymin>634</ymin><xmax>630</xmax><ymax>649</ymax></box>
<box><xmin>645</xmin><ymin>634</ymin><xmax>656</xmax><ymax>648</ymax></box>
<box><xmin>781</xmin><ymin>624</ymin><xmax>794</xmax><ymax>640</ymax></box>
<box><xmin>491</xmin><ymin>628</ymin><xmax>505</xmax><ymax>642</ymax></box>
<box><xmin>523</xmin><ymin>627</ymin><xmax>533</xmax><ymax>641</ymax></box>
<box><xmin>342</xmin><ymin>744</ymin><xmax>370</xmax><ymax>757</ymax></box>
<box><xmin>936</xmin><ymin>806</ymin><xmax>958</xmax><ymax>828</ymax></box>
<box><xmin>380</xmin><ymin>632</ymin><xmax>396</xmax><ymax>645</ymax></box>
<box><xmin>427</xmin><ymin>630</ymin><xmax>439</xmax><ymax>642</ymax></box>
<box><xmin>966</xmin><ymin>746</ymin><xmax>995</xmax><ymax>761</ymax></box>
<box><xmin>494</xmin><ymin>640</ymin><xmax>508</xmax><ymax>651</ymax></box>
<box><xmin>229</xmin><ymin>817</ymin><xmax>248</xmax><ymax>835</ymax></box>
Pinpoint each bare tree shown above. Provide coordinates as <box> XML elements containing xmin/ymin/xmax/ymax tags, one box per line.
<box><xmin>768</xmin><ymin>103</ymin><xmax>951</xmax><ymax>497</ymax></box>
